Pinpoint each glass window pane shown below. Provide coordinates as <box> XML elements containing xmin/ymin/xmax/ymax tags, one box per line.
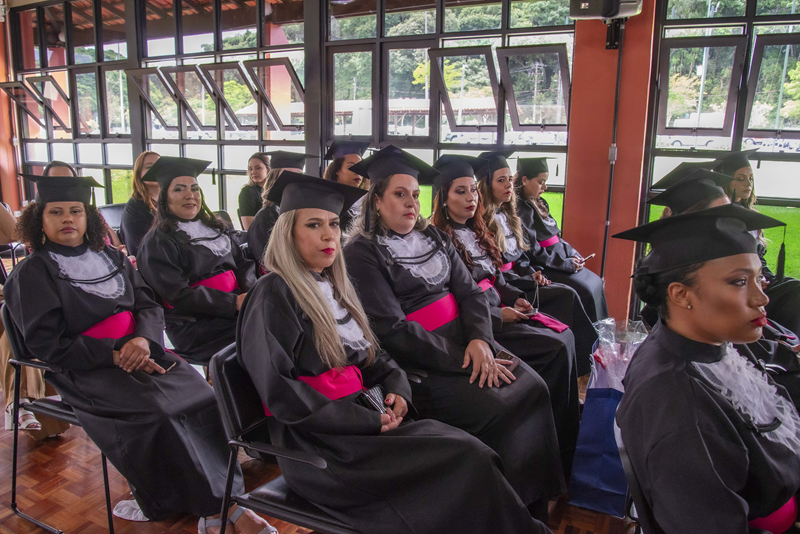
<box><xmin>510</xmin><ymin>0</ymin><xmax>571</xmax><ymax>28</ymax></box>
<box><xmin>223</xmin><ymin>145</ymin><xmax>260</xmax><ymax>170</ymax></box>
<box><xmin>78</xmin><ymin>143</ymin><xmax>103</xmax><ymax>164</ymax></box>
<box><xmin>385</xmin><ymin>1</ymin><xmax>435</xmax><ymax>37</ymax></box>
<box><xmin>329</xmin><ymin>0</ymin><xmax>377</xmax><ymax>41</ymax></box>
<box><xmin>388</xmin><ymin>48</ymin><xmax>430</xmax><ymax>137</ymax></box>
<box><xmin>80</xmin><ymin>168</ymin><xmax>108</xmax><ymax>206</ymax></box>
<box><xmin>72</xmin><ymin>0</ymin><xmax>96</xmax><ymax>64</ymax></box>
<box><xmin>508</xmin><ymin>33</ymin><xmax>574</xmax><ymax>71</ymax></box>
<box><xmin>132</xmin><ymin>71</ymin><xmax>179</xmax><ymax>135</ymax></box>
<box><xmin>664</xmin><ymin>45</ymin><xmax>737</xmax><ymax>130</ymax></box>
<box><xmin>5</xmin><ymin>85</ymin><xmax>46</xmax><ymax>139</ymax></box>
<box><xmin>101</xmin><ymin>0</ymin><xmax>128</xmax><ymax>60</ymax></box>
<box><xmin>666</xmin><ymin>0</ymin><xmax>745</xmax><ymax>20</ymax></box>
<box><xmin>107</xmin><ymin>144</ymin><xmax>133</xmax><ymax>165</ymax></box>
<box><xmin>664</xmin><ymin>26</ymin><xmax>744</xmax><ymax>37</ymax></box>
<box><xmin>757</xmin><ymin>0</ymin><xmax>800</xmax><ymax>16</ymax></box>
<box><xmin>504</xmin><ymin>50</ymin><xmax>568</xmax><ymax>127</ymax></box>
<box><xmin>28</xmin><ymin>73</ymin><xmax>72</xmax><ymax>138</ymax></box>
<box><xmin>224</xmin><ymin>174</ymin><xmax>249</xmax><ymax>226</ymax></box>
<box><xmin>52</xmin><ymin>143</ymin><xmax>75</xmax><ymax>163</ymax></box>
<box><xmin>18</xmin><ymin>9</ymin><xmax>40</xmax><ymax>69</ymax></box>
<box><xmin>147</xmin><ymin>0</ymin><xmax>176</xmax><ymax>57</ymax></box>
<box><xmin>76</xmin><ymin>72</ymin><xmax>100</xmax><ymax>135</ymax></box>
<box><xmin>445</xmin><ymin>0</ymin><xmax>501</xmax><ymax>32</ymax></box>
<box><xmin>438</xmin><ymin>53</ymin><xmax>497</xmax><ymax>127</ymax></box>
<box><xmin>165</xmin><ymin>68</ymin><xmax>218</xmax><ymax>139</ymax></box>
<box><xmin>111</xmin><ymin>168</ymin><xmax>134</xmax><ymax>204</ymax></box>
<box><xmin>333</xmin><ymin>51</ymin><xmax>372</xmax><ymax>136</ymax></box>
<box><xmin>265</xmin><ymin>0</ymin><xmax>304</xmax><ymax>45</ymax></box>
<box><xmin>202</xmin><ymin>65</ymin><xmax>258</xmax><ymax>140</ymax></box>
<box><xmin>253</xmin><ymin>61</ymin><xmax>304</xmax><ymax>130</ymax></box>
<box><xmin>756</xmin><ymin>25</ymin><xmax>800</xmax><ymax>35</ymax></box>
<box><xmin>221</xmin><ymin>0</ymin><xmax>258</xmax><ymax>50</ymax></box>
<box><xmin>655</xmin><ymin>133</ymin><xmax>732</xmax><ymax>150</ymax></box>
<box><xmin>182</xmin><ymin>0</ymin><xmax>214</xmax><ymax>54</ymax></box>
<box><xmin>185</xmin><ymin>143</ymin><xmax>219</xmax><ymax>167</ymax></box>
<box><xmin>106</xmin><ymin>69</ymin><xmax>131</xmax><ymax>135</ymax></box>
<box><xmin>26</xmin><ymin>143</ymin><xmax>48</xmax><ymax>162</ymax></box>
<box><xmin>149</xmin><ymin>143</ymin><xmax>181</xmax><ymax>156</ymax></box>
<box><xmin>197</xmin><ymin>173</ymin><xmax>219</xmax><ymax>211</ymax></box>
<box><xmin>749</xmin><ymin>43</ymin><xmax>800</xmax><ymax>131</ymax></box>
<box><xmin>43</xmin><ymin>4</ymin><xmax>67</xmax><ymax>68</ymax></box>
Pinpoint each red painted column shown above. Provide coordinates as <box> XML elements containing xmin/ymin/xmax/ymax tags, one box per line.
<box><xmin>562</xmin><ymin>0</ymin><xmax>657</xmax><ymax>320</ymax></box>
<box><xmin>0</xmin><ymin>20</ymin><xmax>21</xmax><ymax>212</ymax></box>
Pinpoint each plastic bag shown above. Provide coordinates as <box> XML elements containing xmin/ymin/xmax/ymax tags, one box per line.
<box><xmin>587</xmin><ymin>318</ymin><xmax>648</xmax><ymax>392</ymax></box>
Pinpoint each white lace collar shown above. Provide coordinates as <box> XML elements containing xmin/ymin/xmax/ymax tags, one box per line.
<box><xmin>49</xmin><ymin>248</ymin><xmax>126</xmax><ymax>300</ymax></box>
<box><xmin>177</xmin><ymin>220</ymin><xmax>231</xmax><ymax>257</ymax></box>
<box><xmin>317</xmin><ymin>279</ymin><xmax>371</xmax><ymax>352</ymax></box>
<box><xmin>453</xmin><ymin>227</ymin><xmax>495</xmax><ymax>273</ymax></box>
<box><xmin>495</xmin><ymin>212</ymin><xmax>519</xmax><ymax>254</ymax></box>
<box><xmin>693</xmin><ymin>345</ymin><xmax>800</xmax><ymax>454</ymax></box>
<box><xmin>377</xmin><ymin>230</ymin><xmax>450</xmax><ymax>286</ymax></box>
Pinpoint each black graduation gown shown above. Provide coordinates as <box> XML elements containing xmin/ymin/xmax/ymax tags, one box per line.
<box><xmin>238</xmin><ymin>273</ymin><xmax>549</xmax><ymax>534</ymax></box>
<box><xmin>518</xmin><ymin>198</ymin><xmax>609</xmax><ymax>322</ymax></box>
<box><xmin>450</xmin><ymin>222</ymin><xmax>580</xmax><ymax>475</ymax></box>
<box><xmin>238</xmin><ymin>184</ymin><xmax>263</xmax><ymax>219</ymax></box>
<box><xmin>344</xmin><ymin>226</ymin><xmax>566</xmax><ymax>504</ymax></box>
<box><xmin>119</xmin><ymin>196</ymin><xmax>154</xmax><ymax>257</ymax></box>
<box><xmin>495</xmin><ymin>211</ymin><xmax>597</xmax><ymax>375</ymax></box>
<box><xmin>617</xmin><ymin>320</ymin><xmax>800</xmax><ymax>533</ymax></box>
<box><xmin>3</xmin><ymin>241</ymin><xmax>242</xmax><ymax>521</ymax></box>
<box><xmin>757</xmin><ymin>241</ymin><xmax>800</xmax><ymax>339</ymax></box>
<box><xmin>138</xmin><ymin>219</ymin><xmax>256</xmax><ymax>363</ymax></box>
<box><xmin>247</xmin><ymin>204</ymin><xmax>280</xmax><ymax>267</ymax></box>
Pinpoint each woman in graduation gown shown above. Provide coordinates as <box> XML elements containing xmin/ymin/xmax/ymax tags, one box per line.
<box><xmin>615</xmin><ymin>204</ymin><xmax>800</xmax><ymax>534</ymax></box>
<box><xmin>4</xmin><ymin>175</ymin><xmax>273</xmax><ymax>533</ymax></box>
<box><xmin>711</xmin><ymin>150</ymin><xmax>800</xmax><ymax>339</ymax></box>
<box><xmin>120</xmin><ymin>151</ymin><xmax>160</xmax><ymax>257</ymax></box>
<box><xmin>239</xmin><ymin>172</ymin><xmax>549</xmax><ymax>534</ymax></box>
<box><xmin>478</xmin><ymin>150</ymin><xmax>598</xmax><ymax>375</ymax></box>
<box><xmin>515</xmin><ymin>158</ymin><xmax>609</xmax><ymax>322</ymax></box>
<box><xmin>247</xmin><ymin>151</ymin><xmax>316</xmax><ymax>266</ymax></box>
<box><xmin>238</xmin><ymin>152</ymin><xmax>270</xmax><ymax>231</ymax></box>
<box><xmin>343</xmin><ymin>145</ymin><xmax>566</xmax><ymax>514</ymax></box>
<box><xmin>323</xmin><ymin>141</ymin><xmax>370</xmax><ymax>234</ymax></box>
<box><xmin>138</xmin><ymin>157</ymin><xmax>256</xmax><ymax>364</ymax></box>
<box><xmin>431</xmin><ymin>154</ymin><xmax>580</xmax><ymax>475</ymax></box>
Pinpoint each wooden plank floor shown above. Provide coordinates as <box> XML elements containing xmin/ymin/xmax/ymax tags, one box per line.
<box><xmin>0</xmin><ymin>421</ymin><xmax>636</xmax><ymax>534</ymax></box>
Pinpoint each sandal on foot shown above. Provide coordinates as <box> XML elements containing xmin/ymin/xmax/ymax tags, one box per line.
<box><xmin>113</xmin><ymin>499</ymin><xmax>150</xmax><ymax>522</ymax></box>
<box><xmin>5</xmin><ymin>401</ymin><xmax>42</xmax><ymax>431</ymax></box>
<box><xmin>199</xmin><ymin>507</ymin><xmax>277</xmax><ymax>534</ymax></box>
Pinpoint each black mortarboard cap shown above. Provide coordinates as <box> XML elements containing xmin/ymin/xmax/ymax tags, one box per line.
<box><xmin>432</xmin><ymin>155</ymin><xmax>488</xmax><ymax>194</ymax></box>
<box><xmin>23</xmin><ymin>174</ymin><xmax>104</xmax><ymax>205</ymax></box>
<box><xmin>264</xmin><ymin>151</ymin><xmax>317</xmax><ymax>170</ymax></box>
<box><xmin>477</xmin><ymin>150</ymin><xmax>516</xmax><ymax>178</ymax></box>
<box><xmin>324</xmin><ymin>141</ymin><xmax>371</xmax><ymax>160</ymax></box>
<box><xmin>613</xmin><ymin>203</ymin><xmax>785</xmax><ymax>275</ymax></box>
<box><xmin>647</xmin><ymin>170</ymin><xmax>734</xmax><ymax>214</ymax></box>
<box><xmin>140</xmin><ymin>156</ymin><xmax>211</xmax><ymax>190</ymax></box>
<box><xmin>350</xmin><ymin>145</ymin><xmax>439</xmax><ymax>186</ymax></box>
<box><xmin>650</xmin><ymin>161</ymin><xmax>717</xmax><ymax>190</ymax></box>
<box><xmin>711</xmin><ymin>149</ymin><xmax>759</xmax><ymax>176</ymax></box>
<box><xmin>517</xmin><ymin>157</ymin><xmax>556</xmax><ymax>179</ymax></box>
<box><xmin>267</xmin><ymin>172</ymin><xmax>366</xmax><ymax>216</ymax></box>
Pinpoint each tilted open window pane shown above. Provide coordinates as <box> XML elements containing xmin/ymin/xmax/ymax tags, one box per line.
<box><xmin>105</xmin><ymin>69</ymin><xmax>131</xmax><ymax>135</ymax></box>
<box><xmin>162</xmin><ymin>66</ymin><xmax>218</xmax><ymax>138</ymax></box>
<box><xmin>385</xmin><ymin>0</ymin><xmax>436</xmax><ymax>37</ymax></box>
<box><xmin>76</xmin><ymin>72</ymin><xmax>100</xmax><ymax>136</ymax></box>
<box><xmin>265</xmin><ymin>0</ymin><xmax>304</xmax><ymax>45</ymax></box>
<box><xmin>220</xmin><ymin>0</ymin><xmax>258</xmax><ymax>50</ymax></box>
<box><xmin>72</xmin><ymin>0</ymin><xmax>96</xmax><ymax>64</ymax></box>
<box><xmin>510</xmin><ymin>0</ymin><xmax>572</xmax><ymax>28</ymax></box>
<box><xmin>146</xmin><ymin>0</ymin><xmax>176</xmax><ymax>57</ymax></box>
<box><xmin>182</xmin><ymin>0</ymin><xmax>214</xmax><ymax>54</ymax></box>
<box><xmin>744</xmin><ymin>34</ymin><xmax>800</xmax><ymax>140</ymax></box>
<box><xmin>244</xmin><ymin>58</ymin><xmax>305</xmax><ymax>133</ymax></box>
<box><xmin>101</xmin><ymin>0</ymin><xmax>128</xmax><ymax>61</ymax></box>
<box><xmin>657</xmin><ymin>36</ymin><xmax>746</xmax><ymax>139</ymax></box>
<box><xmin>199</xmin><ymin>63</ymin><xmax>258</xmax><ymax>140</ymax></box>
<box><xmin>429</xmin><ymin>46</ymin><xmax>499</xmax><ymax>135</ymax></box>
<box><xmin>332</xmin><ymin>50</ymin><xmax>373</xmax><ymax>136</ymax></box>
<box><xmin>1</xmin><ymin>82</ymin><xmax>47</xmax><ymax>139</ymax></box>
<box><xmin>388</xmin><ymin>47</ymin><xmax>432</xmax><ymax>137</ymax></box>
<box><xmin>26</xmin><ymin>74</ymin><xmax>72</xmax><ymax>137</ymax></box>
<box><xmin>666</xmin><ymin>0</ymin><xmax>745</xmax><ymax>20</ymax></box>
<box><xmin>497</xmin><ymin>44</ymin><xmax>570</xmax><ymax>132</ymax></box>
<box><xmin>18</xmin><ymin>9</ymin><xmax>40</xmax><ymax>70</ymax></box>
<box><xmin>329</xmin><ymin>0</ymin><xmax>377</xmax><ymax>41</ymax></box>
<box><xmin>444</xmin><ymin>0</ymin><xmax>501</xmax><ymax>32</ymax></box>
<box><xmin>127</xmin><ymin>69</ymin><xmax>180</xmax><ymax>137</ymax></box>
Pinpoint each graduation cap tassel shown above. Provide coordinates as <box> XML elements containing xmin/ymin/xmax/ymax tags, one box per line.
<box><xmin>777</xmin><ymin>226</ymin><xmax>787</xmax><ymax>282</ymax></box>
<box><xmin>91</xmin><ymin>188</ymin><xmax>96</xmax><ymax>207</ymax></box>
<box><xmin>212</xmin><ymin>168</ymin><xmax>216</xmax><ymax>186</ymax></box>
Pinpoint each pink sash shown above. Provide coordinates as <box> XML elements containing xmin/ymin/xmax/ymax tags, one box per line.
<box><xmin>81</xmin><ymin>311</ymin><xmax>136</xmax><ymax>339</ymax></box>
<box><xmin>539</xmin><ymin>235</ymin><xmax>560</xmax><ymax>247</ymax></box>
<box><xmin>166</xmin><ymin>270</ymin><xmax>239</xmax><ymax>308</ymax></box>
<box><xmin>749</xmin><ymin>496</ymin><xmax>797</xmax><ymax>534</ymax></box>
<box><xmin>500</xmin><ymin>262</ymin><xmax>514</xmax><ymax>272</ymax></box>
<box><xmin>405</xmin><ymin>294</ymin><xmax>460</xmax><ymax>332</ymax></box>
<box><xmin>527</xmin><ymin>313</ymin><xmax>569</xmax><ymax>333</ymax></box>
<box><xmin>263</xmin><ymin>365</ymin><xmax>364</xmax><ymax>416</ymax></box>
<box><xmin>477</xmin><ymin>278</ymin><xmax>495</xmax><ymax>292</ymax></box>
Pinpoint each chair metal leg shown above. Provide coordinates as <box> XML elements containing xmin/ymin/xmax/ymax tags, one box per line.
<box><xmin>218</xmin><ymin>448</ymin><xmax>239</xmax><ymax>534</ymax></box>
<box><xmin>9</xmin><ymin>362</ymin><xmax>63</xmax><ymax>534</ymax></box>
<box><xmin>101</xmin><ymin>454</ymin><xmax>115</xmax><ymax>534</ymax></box>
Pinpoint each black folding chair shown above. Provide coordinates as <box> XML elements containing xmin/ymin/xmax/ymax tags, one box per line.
<box><xmin>97</xmin><ymin>203</ymin><xmax>126</xmax><ymax>235</ymax></box>
<box><xmin>3</xmin><ymin>304</ymin><xmax>116</xmax><ymax>534</ymax></box>
<box><xmin>209</xmin><ymin>344</ymin><xmax>360</xmax><ymax>534</ymax></box>
<box><xmin>614</xmin><ymin>418</ymin><xmax>660</xmax><ymax>534</ymax></box>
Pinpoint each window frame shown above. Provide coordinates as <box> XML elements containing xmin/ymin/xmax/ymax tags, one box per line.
<box><xmin>326</xmin><ymin>43</ymin><xmax>379</xmax><ymax>142</ymax></box>
<box><xmin>243</xmin><ymin>57</ymin><xmax>306</xmax><ymax>132</ymax></box>
<box><xmin>382</xmin><ymin>39</ymin><xmax>438</xmax><ymax>142</ymax></box>
<box><xmin>198</xmin><ymin>61</ymin><xmax>260</xmax><ymax>132</ymax></box>
<box><xmin>161</xmin><ymin>65</ymin><xmax>220</xmax><ymax>134</ymax></box>
<box><xmin>21</xmin><ymin>75</ymin><xmax>74</xmax><ymax>134</ymax></box>
<box><xmin>126</xmin><ymin>67</ymin><xmax>181</xmax><ymax>134</ymax></box>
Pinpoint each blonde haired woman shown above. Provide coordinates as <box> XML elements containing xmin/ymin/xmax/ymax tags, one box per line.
<box><xmin>238</xmin><ymin>171</ymin><xmax>547</xmax><ymax>533</ymax></box>
<box><xmin>120</xmin><ymin>151</ymin><xmax>160</xmax><ymax>256</ymax></box>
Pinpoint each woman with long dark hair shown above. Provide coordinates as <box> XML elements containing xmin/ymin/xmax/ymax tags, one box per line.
<box><xmin>120</xmin><ymin>151</ymin><xmax>160</xmax><ymax>256</ymax></box>
<box><xmin>431</xmin><ymin>154</ymin><xmax>580</xmax><ymax>476</ymax></box>
<box><xmin>343</xmin><ymin>146</ymin><xmax>566</xmax><ymax>520</ymax></box>
<box><xmin>4</xmin><ymin>174</ymin><xmax>272</xmax><ymax>533</ymax></box>
<box><xmin>137</xmin><ymin>157</ymin><xmax>255</xmax><ymax>364</ymax></box>
<box><xmin>615</xmin><ymin>204</ymin><xmax>800</xmax><ymax>534</ymax></box>
<box><xmin>323</xmin><ymin>141</ymin><xmax>370</xmax><ymax>234</ymax></box>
